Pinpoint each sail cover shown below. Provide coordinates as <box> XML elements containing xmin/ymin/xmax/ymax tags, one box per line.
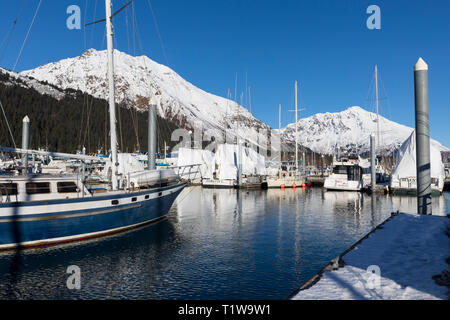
<box><xmin>214</xmin><ymin>144</ymin><xmax>267</xmax><ymax>180</ymax></box>
<box><xmin>392</xmin><ymin>130</ymin><xmax>445</xmax><ymax>179</ymax></box>
<box><xmin>177</xmin><ymin>148</ymin><xmax>214</xmax><ymax>180</ymax></box>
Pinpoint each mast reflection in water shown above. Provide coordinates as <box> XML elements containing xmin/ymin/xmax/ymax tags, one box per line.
<box><xmin>0</xmin><ymin>187</ymin><xmax>448</xmax><ymax>299</ymax></box>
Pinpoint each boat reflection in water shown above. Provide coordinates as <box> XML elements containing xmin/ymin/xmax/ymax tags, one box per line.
<box><xmin>0</xmin><ymin>187</ymin><xmax>447</xmax><ymax>299</ymax></box>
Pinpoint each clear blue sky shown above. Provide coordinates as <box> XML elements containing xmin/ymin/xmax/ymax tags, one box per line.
<box><xmin>1</xmin><ymin>0</ymin><xmax>449</xmax><ymax>147</ymax></box>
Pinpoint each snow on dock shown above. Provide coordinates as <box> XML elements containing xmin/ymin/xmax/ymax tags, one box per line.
<box><xmin>291</xmin><ymin>213</ymin><xmax>449</xmax><ymax>300</ymax></box>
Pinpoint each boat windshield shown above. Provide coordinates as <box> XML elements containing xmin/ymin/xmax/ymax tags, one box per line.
<box><xmin>333</xmin><ymin>165</ymin><xmax>361</xmax><ymax>181</ymax></box>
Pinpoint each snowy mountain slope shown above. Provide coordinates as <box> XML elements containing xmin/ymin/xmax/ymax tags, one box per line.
<box><xmin>0</xmin><ymin>67</ymin><xmax>66</xmax><ymax>100</ymax></box>
<box><xmin>17</xmin><ymin>51</ymin><xmax>449</xmax><ymax>156</ymax></box>
<box><xmin>280</xmin><ymin>106</ymin><xmax>449</xmax><ymax>155</ymax></box>
<box><xmin>20</xmin><ymin>49</ymin><xmax>270</xmax><ymax>147</ymax></box>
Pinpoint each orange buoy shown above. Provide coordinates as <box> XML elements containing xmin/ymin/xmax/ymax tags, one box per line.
<box><xmin>301</xmin><ymin>183</ymin><xmax>306</xmax><ymax>188</ymax></box>
<box><xmin>292</xmin><ymin>183</ymin><xmax>296</xmax><ymax>189</ymax></box>
<box><xmin>280</xmin><ymin>184</ymin><xmax>285</xmax><ymax>189</ymax></box>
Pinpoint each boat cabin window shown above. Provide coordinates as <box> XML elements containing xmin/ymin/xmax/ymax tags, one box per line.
<box><xmin>333</xmin><ymin>166</ymin><xmax>348</xmax><ymax>175</ymax></box>
<box><xmin>26</xmin><ymin>182</ymin><xmax>51</xmax><ymax>195</ymax></box>
<box><xmin>57</xmin><ymin>181</ymin><xmax>78</xmax><ymax>193</ymax></box>
<box><xmin>347</xmin><ymin>166</ymin><xmax>361</xmax><ymax>181</ymax></box>
<box><xmin>0</xmin><ymin>183</ymin><xmax>18</xmax><ymax>196</ymax></box>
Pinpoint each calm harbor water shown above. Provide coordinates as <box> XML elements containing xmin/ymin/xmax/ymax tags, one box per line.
<box><xmin>0</xmin><ymin>187</ymin><xmax>448</xmax><ymax>300</ymax></box>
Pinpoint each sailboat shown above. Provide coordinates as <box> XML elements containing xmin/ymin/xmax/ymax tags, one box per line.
<box><xmin>324</xmin><ymin>66</ymin><xmax>388</xmax><ymax>192</ymax></box>
<box><xmin>266</xmin><ymin>81</ymin><xmax>305</xmax><ymax>188</ymax></box>
<box><xmin>0</xmin><ymin>0</ymin><xmax>186</xmax><ymax>250</ymax></box>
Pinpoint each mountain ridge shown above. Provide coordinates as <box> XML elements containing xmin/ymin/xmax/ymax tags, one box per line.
<box><xmin>15</xmin><ymin>49</ymin><xmax>449</xmax><ymax>156</ymax></box>
<box><xmin>280</xmin><ymin>106</ymin><xmax>449</xmax><ymax>155</ymax></box>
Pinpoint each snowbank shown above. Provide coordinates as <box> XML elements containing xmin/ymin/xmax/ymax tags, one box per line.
<box><xmin>292</xmin><ymin>213</ymin><xmax>449</xmax><ymax>300</ymax></box>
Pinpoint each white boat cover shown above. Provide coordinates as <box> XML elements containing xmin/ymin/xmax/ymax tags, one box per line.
<box><xmin>358</xmin><ymin>157</ymin><xmax>371</xmax><ymax>169</ymax></box>
<box><xmin>177</xmin><ymin>144</ymin><xmax>267</xmax><ymax>181</ymax></box>
<box><xmin>392</xmin><ymin>131</ymin><xmax>445</xmax><ymax>179</ymax></box>
<box><xmin>214</xmin><ymin>144</ymin><xmax>267</xmax><ymax>180</ymax></box>
<box><xmin>101</xmin><ymin>153</ymin><xmax>145</xmax><ymax>177</ymax></box>
<box><xmin>177</xmin><ymin>148</ymin><xmax>215</xmax><ymax>180</ymax></box>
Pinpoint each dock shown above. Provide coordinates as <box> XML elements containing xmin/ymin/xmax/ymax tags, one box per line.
<box><xmin>289</xmin><ymin>212</ymin><xmax>449</xmax><ymax>300</ymax></box>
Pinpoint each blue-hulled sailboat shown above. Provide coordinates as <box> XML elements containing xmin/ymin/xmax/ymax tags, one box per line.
<box><xmin>0</xmin><ymin>0</ymin><xmax>186</xmax><ymax>250</ymax></box>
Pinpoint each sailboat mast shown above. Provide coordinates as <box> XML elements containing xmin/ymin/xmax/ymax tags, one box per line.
<box><xmin>295</xmin><ymin>81</ymin><xmax>298</xmax><ymax>174</ymax></box>
<box><xmin>375</xmin><ymin>65</ymin><xmax>380</xmax><ymax>150</ymax></box>
<box><xmin>105</xmin><ymin>0</ymin><xmax>119</xmax><ymax>190</ymax></box>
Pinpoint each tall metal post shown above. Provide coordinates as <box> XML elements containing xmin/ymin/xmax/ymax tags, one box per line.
<box><xmin>295</xmin><ymin>81</ymin><xmax>298</xmax><ymax>174</ymax></box>
<box><xmin>370</xmin><ymin>134</ymin><xmax>376</xmax><ymax>190</ymax></box>
<box><xmin>105</xmin><ymin>0</ymin><xmax>119</xmax><ymax>190</ymax></box>
<box><xmin>148</xmin><ymin>97</ymin><xmax>157</xmax><ymax>170</ymax></box>
<box><xmin>414</xmin><ymin>58</ymin><xmax>432</xmax><ymax>215</ymax></box>
<box><xmin>21</xmin><ymin>115</ymin><xmax>30</xmax><ymax>174</ymax></box>
<box><xmin>82</xmin><ymin>146</ymin><xmax>86</xmax><ymax>197</ymax></box>
<box><xmin>278</xmin><ymin>104</ymin><xmax>283</xmax><ymax>179</ymax></box>
<box><xmin>375</xmin><ymin>65</ymin><xmax>380</xmax><ymax>149</ymax></box>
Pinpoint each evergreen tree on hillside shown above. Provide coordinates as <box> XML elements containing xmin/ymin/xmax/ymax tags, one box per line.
<box><xmin>0</xmin><ymin>76</ymin><xmax>179</xmax><ymax>154</ymax></box>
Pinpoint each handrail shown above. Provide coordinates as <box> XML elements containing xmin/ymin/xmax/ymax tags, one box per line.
<box><xmin>174</xmin><ymin>164</ymin><xmax>202</xmax><ymax>182</ymax></box>
<box><xmin>0</xmin><ymin>146</ymin><xmax>102</xmax><ymax>162</ymax></box>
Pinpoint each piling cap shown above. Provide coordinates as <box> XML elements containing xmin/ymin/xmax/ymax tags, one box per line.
<box><xmin>414</xmin><ymin>58</ymin><xmax>428</xmax><ymax>71</ymax></box>
<box><xmin>150</xmin><ymin>96</ymin><xmax>157</xmax><ymax>106</ymax></box>
<box><xmin>23</xmin><ymin>115</ymin><xmax>30</xmax><ymax>123</ymax></box>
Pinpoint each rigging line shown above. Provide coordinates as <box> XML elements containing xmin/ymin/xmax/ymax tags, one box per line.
<box><xmin>85</xmin><ymin>0</ymin><xmax>134</xmax><ymax>26</ymax></box>
<box><xmin>125</xmin><ymin>3</ymin><xmax>140</xmax><ymax>148</ymax></box>
<box><xmin>112</xmin><ymin>32</ymin><xmax>124</xmax><ymax>150</ymax></box>
<box><xmin>379</xmin><ymin>77</ymin><xmax>393</xmax><ymax>122</ymax></box>
<box><xmin>132</xmin><ymin>7</ymin><xmax>146</xmax><ymax>60</ymax></box>
<box><xmin>77</xmin><ymin>92</ymin><xmax>86</xmax><ymax>148</ymax></box>
<box><xmin>0</xmin><ymin>98</ymin><xmax>17</xmax><ymax>149</ymax></box>
<box><xmin>83</xmin><ymin>0</ymin><xmax>88</xmax><ymax>50</ymax></box>
<box><xmin>12</xmin><ymin>0</ymin><xmax>42</xmax><ymax>72</ymax></box>
<box><xmin>89</xmin><ymin>0</ymin><xmax>99</xmax><ymax>48</ymax></box>
<box><xmin>82</xmin><ymin>93</ymin><xmax>95</xmax><ymax>148</ymax></box>
<box><xmin>146</xmin><ymin>0</ymin><xmax>170</xmax><ymax>66</ymax></box>
<box><xmin>79</xmin><ymin>0</ymin><xmax>89</xmax><ymax>150</ymax></box>
<box><xmin>129</xmin><ymin>6</ymin><xmax>165</xmax><ymax>150</ymax></box>
<box><xmin>131</xmin><ymin>0</ymin><xmax>137</xmax><ymax>56</ymax></box>
<box><xmin>123</xmin><ymin>1</ymin><xmax>131</xmax><ymax>54</ymax></box>
<box><xmin>0</xmin><ymin>0</ymin><xmax>28</xmax><ymax>64</ymax></box>
<box><xmin>111</xmin><ymin>0</ymin><xmax>134</xmax><ymax>19</ymax></box>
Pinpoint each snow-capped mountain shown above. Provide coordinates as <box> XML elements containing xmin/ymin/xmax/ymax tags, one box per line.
<box><xmin>0</xmin><ymin>67</ymin><xmax>66</xmax><ymax>100</ymax></box>
<box><xmin>20</xmin><ymin>49</ymin><xmax>269</xmax><ymax>147</ymax></box>
<box><xmin>16</xmin><ymin>50</ymin><xmax>449</xmax><ymax>156</ymax></box>
<box><xmin>280</xmin><ymin>106</ymin><xmax>449</xmax><ymax>155</ymax></box>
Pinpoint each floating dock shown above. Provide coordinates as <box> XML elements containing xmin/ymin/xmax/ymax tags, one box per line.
<box><xmin>289</xmin><ymin>212</ymin><xmax>449</xmax><ymax>300</ymax></box>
